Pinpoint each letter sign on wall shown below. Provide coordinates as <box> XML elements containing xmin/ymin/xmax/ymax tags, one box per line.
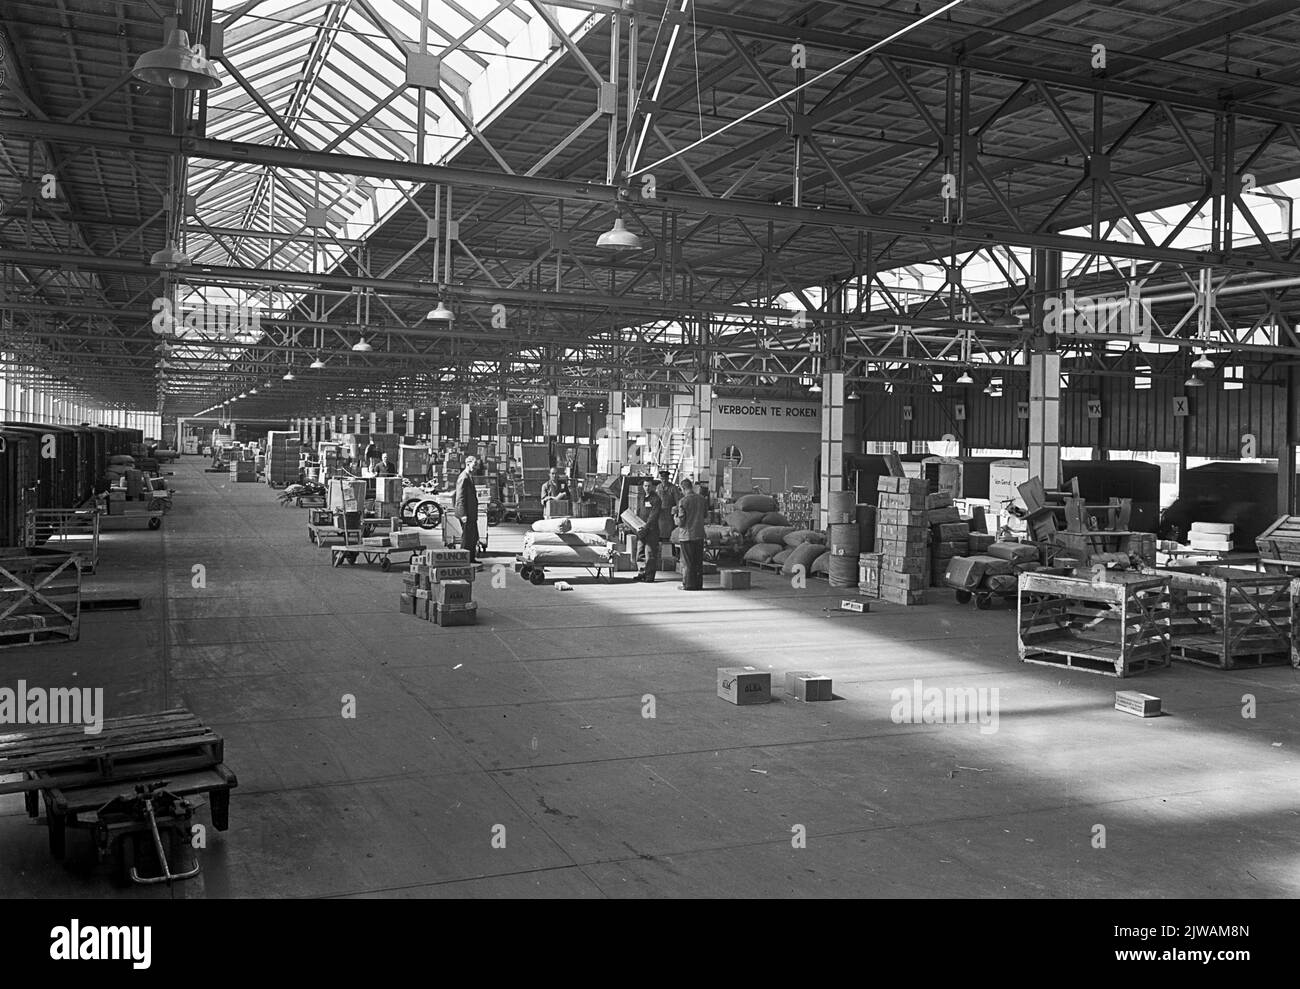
<box><xmin>902</xmin><ymin>405</ymin><xmax>913</xmax><ymax>421</ymax></box>
<box><xmin>1086</xmin><ymin>399</ymin><xmax>1102</xmax><ymax>418</ymax></box>
<box><xmin>1172</xmin><ymin>396</ymin><xmax>1189</xmax><ymax>418</ymax></box>
<box><xmin>1016</xmin><ymin>402</ymin><xmax>1029</xmax><ymax>420</ymax></box>
<box><xmin>954</xmin><ymin>403</ymin><xmax>966</xmax><ymax>421</ymax></box>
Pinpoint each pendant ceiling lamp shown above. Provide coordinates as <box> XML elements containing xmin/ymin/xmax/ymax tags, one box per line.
<box><xmin>150</xmin><ymin>242</ymin><xmax>190</xmax><ymax>269</ymax></box>
<box><xmin>133</xmin><ymin>26</ymin><xmax>223</xmax><ymax>91</ymax></box>
<box><xmin>596</xmin><ymin>217</ymin><xmax>641</xmax><ymax>250</ymax></box>
<box><xmin>1191</xmin><ymin>353</ymin><xmax>1215</xmax><ymax>371</ymax></box>
<box><xmin>1184</xmin><ymin>375</ymin><xmax>1204</xmax><ymax>388</ymax></box>
<box><xmin>426</xmin><ymin>300</ymin><xmax>454</xmax><ymax>322</ymax></box>
<box><xmin>351</xmin><ymin>336</ymin><xmax>372</xmax><ymax>352</ymax></box>
<box><xmin>956</xmin><ymin>370</ymin><xmax>974</xmax><ymax>385</ymax></box>
<box><xmin>309</xmin><ymin>356</ymin><xmax>326</xmax><ymax>369</ymax></box>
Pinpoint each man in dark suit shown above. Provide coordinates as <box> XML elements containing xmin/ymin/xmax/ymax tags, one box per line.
<box><xmin>454</xmin><ymin>454</ymin><xmax>480</xmax><ymax>564</ymax></box>
<box><xmin>631</xmin><ymin>478</ymin><xmax>662</xmax><ymax>583</ymax></box>
<box><xmin>674</xmin><ymin>478</ymin><xmax>707</xmax><ymax>590</ymax></box>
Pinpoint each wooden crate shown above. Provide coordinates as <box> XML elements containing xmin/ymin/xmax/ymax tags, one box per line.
<box><xmin>1257</xmin><ymin>515</ymin><xmax>1300</xmax><ymax>566</ymax></box>
<box><xmin>0</xmin><ymin>549</ymin><xmax>81</xmax><ymax>649</ymax></box>
<box><xmin>1018</xmin><ymin>571</ymin><xmax>1170</xmax><ymax>677</ymax></box>
<box><xmin>1166</xmin><ymin>567</ymin><xmax>1290</xmax><ymax>669</ymax></box>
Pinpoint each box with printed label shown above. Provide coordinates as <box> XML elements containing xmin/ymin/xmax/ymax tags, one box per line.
<box><xmin>716</xmin><ymin>668</ymin><xmax>771</xmax><ymax>705</ymax></box>
<box><xmin>425</xmin><ymin>548</ymin><xmax>471</xmax><ymax>565</ymax></box>
<box><xmin>435</xmin><ymin>580</ymin><xmax>473</xmax><ymax>606</ymax></box>
<box><xmin>431</xmin><ymin>565</ymin><xmax>474</xmax><ymax>583</ymax></box>
<box><xmin>877</xmin><ymin>490</ymin><xmax>927</xmax><ymax>511</ymax></box>
<box><xmin>434</xmin><ymin>601</ymin><xmax>478</xmax><ymax>626</ymax></box>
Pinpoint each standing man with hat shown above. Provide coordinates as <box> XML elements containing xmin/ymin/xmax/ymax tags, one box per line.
<box><xmin>674</xmin><ymin>478</ymin><xmax>707</xmax><ymax>590</ymax></box>
<box><xmin>454</xmin><ymin>454</ymin><xmax>481</xmax><ymax>565</ymax></box>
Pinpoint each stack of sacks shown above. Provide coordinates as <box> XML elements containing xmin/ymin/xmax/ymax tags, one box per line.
<box><xmin>926</xmin><ymin>493</ymin><xmax>970</xmax><ymax>587</ymax></box>
<box><xmin>724</xmin><ymin>509</ymin><xmax>767</xmax><ymax>539</ymax></box>
<box><xmin>1189</xmin><ymin>522</ymin><xmax>1233</xmax><ymax>552</ymax></box>
<box><xmin>782</xmin><ymin>540</ymin><xmax>827</xmax><ymax>577</ymax></box>
<box><xmin>969</xmin><ymin>532</ymin><xmax>996</xmax><ymax>553</ymax></box>
<box><xmin>523</xmin><ymin>517</ymin><xmax>617</xmax><ymax>565</ymax></box>
<box><xmin>735</xmin><ymin>493</ymin><xmax>778</xmax><ymax>515</ymax></box>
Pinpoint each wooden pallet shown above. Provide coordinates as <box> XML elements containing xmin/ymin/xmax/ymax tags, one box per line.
<box><xmin>1166</xmin><ymin>568</ymin><xmax>1290</xmax><ymax>669</ymax></box>
<box><xmin>1018</xmin><ymin>571</ymin><xmax>1171</xmax><ymax>677</ymax></box>
<box><xmin>0</xmin><ymin>549</ymin><xmax>80</xmax><ymax>650</ymax></box>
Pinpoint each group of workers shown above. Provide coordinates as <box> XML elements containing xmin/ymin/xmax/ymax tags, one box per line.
<box><xmin>629</xmin><ymin>470</ymin><xmax>706</xmax><ymax>590</ymax></box>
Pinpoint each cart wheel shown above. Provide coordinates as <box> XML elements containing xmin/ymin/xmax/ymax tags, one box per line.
<box><xmin>400</xmin><ymin>498</ymin><xmax>420</xmax><ymax>523</ymax></box>
<box><xmin>529</xmin><ymin>569</ymin><xmax>545</xmax><ymax>585</ymax></box>
<box><xmin>975</xmin><ymin>594</ymin><xmax>992</xmax><ymax>610</ymax></box>
<box><xmin>148</xmin><ymin>517</ymin><xmax>161</xmax><ymax>530</ymax></box>
<box><xmin>955</xmin><ymin>589</ymin><xmax>972</xmax><ymax>604</ymax></box>
<box><xmin>520</xmin><ymin>564</ymin><xmax>533</xmax><ymax>580</ymax></box>
<box><xmin>487</xmin><ymin>509</ymin><xmax>503</xmax><ymax>527</ymax></box>
<box><xmin>380</xmin><ymin>556</ymin><xmax>392</xmax><ymax>572</ymax></box>
<box><xmin>414</xmin><ymin>500</ymin><xmax>441</xmax><ymax>530</ymax></box>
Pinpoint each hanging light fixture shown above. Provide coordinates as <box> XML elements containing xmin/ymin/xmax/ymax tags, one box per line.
<box><xmin>282</xmin><ymin>368</ymin><xmax>295</xmax><ymax>381</ymax></box>
<box><xmin>847</xmin><ymin>389</ymin><xmax>859</xmax><ymax>400</ymax></box>
<box><xmin>150</xmin><ymin>242</ymin><xmax>190</xmax><ymax>269</ymax></box>
<box><xmin>808</xmin><ymin>380</ymin><xmax>822</xmax><ymax>393</ymax></box>
<box><xmin>1184</xmin><ymin>375</ymin><xmax>1204</xmax><ymax>388</ymax></box>
<box><xmin>352</xmin><ymin>336</ymin><xmax>372</xmax><ymax>352</ymax></box>
<box><xmin>132</xmin><ymin>24</ymin><xmax>223</xmax><ymax>91</ymax></box>
<box><xmin>596</xmin><ymin>216</ymin><xmax>642</xmax><ymax>250</ymax></box>
<box><xmin>426</xmin><ymin>300</ymin><xmax>454</xmax><ymax>322</ymax></box>
<box><xmin>956</xmin><ymin>370</ymin><xmax>974</xmax><ymax>385</ymax></box>
<box><xmin>1191</xmin><ymin>352</ymin><xmax>1215</xmax><ymax>371</ymax></box>
<box><xmin>309</xmin><ymin>356</ymin><xmax>326</xmax><ymax>369</ymax></box>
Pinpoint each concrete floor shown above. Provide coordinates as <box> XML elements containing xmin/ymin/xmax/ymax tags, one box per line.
<box><xmin>2</xmin><ymin>459</ymin><xmax>1298</xmax><ymax>898</ymax></box>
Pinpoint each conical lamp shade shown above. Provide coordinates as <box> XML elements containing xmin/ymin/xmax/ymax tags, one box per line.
<box><xmin>133</xmin><ymin>28</ymin><xmax>223</xmax><ymax>91</ymax></box>
<box><xmin>1185</xmin><ymin>375</ymin><xmax>1204</xmax><ymax>387</ymax></box>
<box><xmin>150</xmin><ymin>242</ymin><xmax>190</xmax><ymax>268</ymax></box>
<box><xmin>1191</xmin><ymin>354</ymin><xmax>1215</xmax><ymax>371</ymax></box>
<box><xmin>351</xmin><ymin>337</ymin><xmax>372</xmax><ymax>352</ymax></box>
<box><xmin>956</xmin><ymin>371</ymin><xmax>974</xmax><ymax>384</ymax></box>
<box><xmin>309</xmin><ymin>357</ymin><xmax>326</xmax><ymax>369</ymax></box>
<box><xmin>597</xmin><ymin>217</ymin><xmax>641</xmax><ymax>250</ymax></box>
<box><xmin>426</xmin><ymin>302</ymin><xmax>454</xmax><ymax>321</ymax></box>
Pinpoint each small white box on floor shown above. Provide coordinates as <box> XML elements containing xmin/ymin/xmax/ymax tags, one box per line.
<box><xmin>717</xmin><ymin>668</ymin><xmax>771</xmax><ymax>705</ymax></box>
<box><xmin>1115</xmin><ymin>691</ymin><xmax>1161</xmax><ymax>717</ymax></box>
<box><xmin>785</xmin><ymin>671</ymin><xmax>832</xmax><ymax>701</ymax></box>
<box><xmin>720</xmin><ymin>569</ymin><xmax>750</xmax><ymax>589</ymax></box>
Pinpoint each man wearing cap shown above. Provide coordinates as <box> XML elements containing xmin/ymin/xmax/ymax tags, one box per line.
<box><xmin>630</xmin><ymin>478</ymin><xmax>662</xmax><ymax>583</ymax></box>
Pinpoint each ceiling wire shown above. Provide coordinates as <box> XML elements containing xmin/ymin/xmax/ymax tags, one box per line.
<box><xmin>691</xmin><ymin>0</ymin><xmax>703</xmax><ymax>141</ymax></box>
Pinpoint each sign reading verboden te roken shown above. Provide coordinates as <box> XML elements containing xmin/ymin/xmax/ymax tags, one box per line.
<box><xmin>712</xmin><ymin>401</ymin><xmax>822</xmax><ymax>433</ymax></box>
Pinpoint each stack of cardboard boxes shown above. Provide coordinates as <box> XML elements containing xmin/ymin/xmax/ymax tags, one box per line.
<box><xmin>399</xmin><ymin>548</ymin><xmax>477</xmax><ymax>626</ymax></box>
<box><xmin>872</xmin><ymin>476</ymin><xmax>929</xmax><ymax>605</ymax></box>
<box><xmin>266</xmin><ymin>430</ymin><xmax>301</xmax><ymax>486</ymax></box>
<box><xmin>926</xmin><ymin>493</ymin><xmax>970</xmax><ymax>587</ymax></box>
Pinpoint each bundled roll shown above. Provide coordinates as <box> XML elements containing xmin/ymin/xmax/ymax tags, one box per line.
<box><xmin>760</xmin><ymin>512</ymin><xmax>790</xmax><ymax>526</ymax></box>
<box><xmin>828</xmin><ymin>554</ymin><xmax>859</xmax><ymax>587</ymax></box>
<box><xmin>828</xmin><ymin>523</ymin><xmax>860</xmax><ymax>555</ymax></box>
<box><xmin>523</xmin><ymin>531</ymin><xmax>611</xmax><ymax>549</ymax></box>
<box><xmin>531</xmin><ymin>516</ymin><xmax>616</xmax><ymax>541</ymax></box>
<box><xmin>522</xmin><ymin>543</ymin><xmax>613</xmax><ymax>565</ymax></box>
<box><xmin>988</xmin><ymin>540</ymin><xmax>1038</xmax><ymax>564</ymax></box>
<box><xmin>826</xmin><ymin>490</ymin><xmax>855</xmax><ymax>522</ymax></box>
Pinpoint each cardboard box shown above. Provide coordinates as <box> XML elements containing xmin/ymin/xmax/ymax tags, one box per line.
<box><xmin>785</xmin><ymin>671</ymin><xmax>833</xmax><ymax>701</ymax></box>
<box><xmin>392</xmin><ymin>531</ymin><xmax>422</xmax><ymax>549</ymax></box>
<box><xmin>720</xmin><ymin>568</ymin><xmax>751</xmax><ymax>589</ymax></box>
<box><xmin>879</xmin><ymin>586</ymin><xmax>926</xmax><ymax>605</ymax></box>
<box><xmin>879</xmin><ymin>571</ymin><xmax>927</xmax><ymax>590</ymax></box>
<box><xmin>840</xmin><ymin>599</ymin><xmax>869</xmax><ymax>613</ymax></box>
<box><xmin>375</xmin><ymin>476</ymin><xmax>404</xmax><ymax>503</ymax></box>
<box><xmin>434</xmin><ymin>601</ymin><xmax>478</xmax><ymax>626</ymax></box>
<box><xmin>620</xmin><ymin>508</ymin><xmax>647</xmax><ymax>533</ymax></box>
<box><xmin>1115</xmin><ymin>691</ymin><xmax>1161</xmax><ymax>717</ymax></box>
<box><xmin>926</xmin><ymin>493</ymin><xmax>954</xmax><ymax>509</ymax></box>
<box><xmin>431</xmin><ymin>565</ymin><xmax>474</xmax><ymax>583</ymax></box>
<box><xmin>414</xmin><ymin>587</ymin><xmax>430</xmax><ymax>599</ymax></box>
<box><xmin>423</xmin><ymin>548</ymin><xmax>471</xmax><ymax>565</ymax></box>
<box><xmin>877</xmin><ymin>476</ymin><xmax>927</xmax><ymax>494</ymax></box>
<box><xmin>935</xmin><ymin>522</ymin><xmax>970</xmax><ymax>541</ymax></box>
<box><xmin>435</xmin><ymin>580</ymin><xmax>473</xmax><ymax>607</ymax></box>
<box><xmin>414</xmin><ymin>598</ymin><xmax>431</xmax><ymax>620</ymax></box>
<box><xmin>876</xmin><ymin>508</ymin><xmax>925</xmax><ymax>526</ymax></box>
<box><xmin>717</xmin><ymin>668</ymin><xmax>771</xmax><ymax>705</ymax></box>
<box><xmin>399</xmin><ymin>592</ymin><xmax>416</xmax><ymax>614</ymax></box>
<box><xmin>611</xmin><ymin>551</ymin><xmax>635</xmax><ymax>573</ymax></box>
<box><xmin>362</xmin><ymin>536</ymin><xmax>390</xmax><ymax>547</ymax></box>
<box><xmin>926</xmin><ymin>507</ymin><xmax>963</xmax><ymax>526</ymax></box>
<box><xmin>877</xmin><ymin>490</ymin><xmax>927</xmax><ymax>511</ymax></box>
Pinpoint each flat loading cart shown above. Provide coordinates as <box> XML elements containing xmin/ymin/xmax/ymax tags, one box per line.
<box><xmin>329</xmin><ymin>542</ymin><xmax>423</xmax><ymax>571</ymax></box>
<box><xmin>0</xmin><ymin>709</ymin><xmax>237</xmax><ymax>885</ymax></box>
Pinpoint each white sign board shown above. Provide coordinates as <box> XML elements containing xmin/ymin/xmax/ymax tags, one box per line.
<box><xmin>712</xmin><ymin>400</ymin><xmax>822</xmax><ymax>433</ymax></box>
